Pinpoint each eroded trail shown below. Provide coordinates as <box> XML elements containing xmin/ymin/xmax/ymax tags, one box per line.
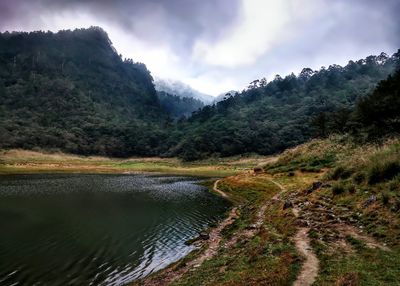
<box><xmin>268</xmin><ymin>179</ymin><xmax>320</xmax><ymax>286</ymax></box>
<box><xmin>293</xmin><ymin>228</ymin><xmax>319</xmax><ymax>286</ymax></box>
<box><xmin>270</xmin><ymin>176</ymin><xmax>392</xmax><ymax>286</ymax></box>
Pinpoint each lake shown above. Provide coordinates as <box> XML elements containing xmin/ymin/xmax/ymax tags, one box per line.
<box><xmin>0</xmin><ymin>174</ymin><xmax>230</xmax><ymax>285</ymax></box>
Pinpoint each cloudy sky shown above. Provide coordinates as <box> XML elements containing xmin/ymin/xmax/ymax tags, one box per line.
<box><xmin>0</xmin><ymin>0</ymin><xmax>399</xmax><ymax>95</ymax></box>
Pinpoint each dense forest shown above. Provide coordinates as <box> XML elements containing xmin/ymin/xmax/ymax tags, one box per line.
<box><xmin>0</xmin><ymin>27</ymin><xmax>171</xmax><ymax>156</ymax></box>
<box><xmin>169</xmin><ymin>52</ymin><xmax>399</xmax><ymax>160</ymax></box>
<box><xmin>318</xmin><ymin>68</ymin><xmax>400</xmax><ymax>139</ymax></box>
<box><xmin>0</xmin><ymin>27</ymin><xmax>399</xmax><ymax>160</ymax></box>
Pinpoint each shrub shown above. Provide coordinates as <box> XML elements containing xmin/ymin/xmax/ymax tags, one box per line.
<box><xmin>347</xmin><ymin>184</ymin><xmax>356</xmax><ymax>194</ymax></box>
<box><xmin>381</xmin><ymin>192</ymin><xmax>390</xmax><ymax>205</ymax></box>
<box><xmin>329</xmin><ymin>166</ymin><xmax>353</xmax><ymax>180</ymax></box>
<box><xmin>388</xmin><ymin>175</ymin><xmax>400</xmax><ymax>191</ymax></box>
<box><xmin>352</xmin><ymin>172</ymin><xmax>365</xmax><ymax>184</ymax></box>
<box><xmin>368</xmin><ymin>159</ymin><xmax>400</xmax><ymax>184</ymax></box>
<box><xmin>332</xmin><ymin>182</ymin><xmax>346</xmax><ymax>195</ymax></box>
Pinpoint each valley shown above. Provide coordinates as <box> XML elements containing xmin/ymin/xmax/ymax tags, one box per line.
<box><xmin>0</xmin><ymin>5</ymin><xmax>399</xmax><ymax>284</ymax></box>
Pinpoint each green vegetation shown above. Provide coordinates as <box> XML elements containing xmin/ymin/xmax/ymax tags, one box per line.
<box><xmin>171</xmin><ymin>53</ymin><xmax>399</xmax><ymax>160</ymax></box>
<box><xmin>1</xmin><ymin>28</ymin><xmax>398</xmax><ymax>161</ymax></box>
<box><xmin>263</xmin><ymin>136</ymin><xmax>400</xmax><ymax>285</ymax></box>
<box><xmin>0</xmin><ymin>27</ymin><xmax>170</xmax><ymax>157</ymax></box>
<box><xmin>316</xmin><ymin>68</ymin><xmax>400</xmax><ymax>141</ymax></box>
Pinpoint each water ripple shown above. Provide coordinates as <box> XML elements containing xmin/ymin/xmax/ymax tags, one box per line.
<box><xmin>0</xmin><ymin>174</ymin><xmax>230</xmax><ymax>286</ymax></box>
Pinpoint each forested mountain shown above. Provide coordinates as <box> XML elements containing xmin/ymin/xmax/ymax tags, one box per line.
<box><xmin>0</xmin><ymin>27</ymin><xmax>398</xmax><ymax>160</ymax></box>
<box><xmin>168</xmin><ymin>52</ymin><xmax>399</xmax><ymax>160</ymax></box>
<box><xmin>154</xmin><ymin>78</ymin><xmax>214</xmax><ymax>104</ymax></box>
<box><xmin>157</xmin><ymin>91</ymin><xmax>204</xmax><ymax>118</ymax></box>
<box><xmin>0</xmin><ymin>27</ymin><xmax>169</xmax><ymax>156</ymax></box>
<box><xmin>319</xmin><ymin>68</ymin><xmax>400</xmax><ymax>139</ymax></box>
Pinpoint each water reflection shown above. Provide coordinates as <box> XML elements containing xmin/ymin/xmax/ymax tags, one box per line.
<box><xmin>0</xmin><ymin>174</ymin><xmax>230</xmax><ymax>285</ymax></box>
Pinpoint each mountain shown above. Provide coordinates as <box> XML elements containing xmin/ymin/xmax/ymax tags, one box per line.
<box><xmin>0</xmin><ymin>27</ymin><xmax>169</xmax><ymax>157</ymax></box>
<box><xmin>154</xmin><ymin>78</ymin><xmax>214</xmax><ymax>104</ymax></box>
<box><xmin>169</xmin><ymin>52</ymin><xmax>399</xmax><ymax>160</ymax></box>
<box><xmin>1</xmin><ymin>27</ymin><xmax>398</xmax><ymax>161</ymax></box>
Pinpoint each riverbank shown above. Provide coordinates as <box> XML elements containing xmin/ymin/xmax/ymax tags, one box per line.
<box><xmin>0</xmin><ymin>149</ymin><xmax>269</xmax><ymax>177</ymax></box>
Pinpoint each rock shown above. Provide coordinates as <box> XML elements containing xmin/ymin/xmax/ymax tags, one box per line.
<box><xmin>362</xmin><ymin>195</ymin><xmax>377</xmax><ymax>208</ymax></box>
<box><xmin>312</xmin><ymin>181</ymin><xmax>323</xmax><ymax>190</ymax></box>
<box><xmin>199</xmin><ymin>231</ymin><xmax>210</xmax><ymax>240</ymax></box>
<box><xmin>283</xmin><ymin>200</ymin><xmax>293</xmax><ymax>210</ymax></box>
<box><xmin>306</xmin><ymin>181</ymin><xmax>323</xmax><ymax>194</ymax></box>
<box><xmin>246</xmin><ymin>224</ymin><xmax>258</xmax><ymax>230</ymax></box>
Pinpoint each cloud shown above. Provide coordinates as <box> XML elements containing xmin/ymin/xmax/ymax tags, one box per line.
<box><xmin>0</xmin><ymin>0</ymin><xmax>398</xmax><ymax>95</ymax></box>
<box><xmin>193</xmin><ymin>0</ymin><xmax>293</xmax><ymax>67</ymax></box>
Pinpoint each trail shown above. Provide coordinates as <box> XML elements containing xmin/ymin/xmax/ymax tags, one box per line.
<box><xmin>268</xmin><ymin>178</ymin><xmax>319</xmax><ymax>286</ymax></box>
<box><xmin>293</xmin><ymin>228</ymin><xmax>319</xmax><ymax>286</ymax></box>
<box><xmin>213</xmin><ymin>179</ymin><xmax>228</xmax><ymax>198</ymax></box>
<box><xmin>269</xmin><ymin>177</ymin><xmax>390</xmax><ymax>286</ymax></box>
<box><xmin>225</xmin><ymin>176</ymin><xmax>286</xmax><ymax>247</ymax></box>
<box><xmin>335</xmin><ymin>224</ymin><xmax>390</xmax><ymax>251</ymax></box>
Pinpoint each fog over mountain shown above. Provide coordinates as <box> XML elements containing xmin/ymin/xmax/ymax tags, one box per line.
<box><xmin>154</xmin><ymin>78</ymin><xmax>214</xmax><ymax>104</ymax></box>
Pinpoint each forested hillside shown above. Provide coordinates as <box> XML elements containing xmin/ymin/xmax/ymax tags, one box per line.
<box><xmin>169</xmin><ymin>52</ymin><xmax>399</xmax><ymax>160</ymax></box>
<box><xmin>0</xmin><ymin>27</ymin><xmax>170</xmax><ymax>156</ymax></box>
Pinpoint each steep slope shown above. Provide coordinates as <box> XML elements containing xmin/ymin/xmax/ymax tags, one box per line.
<box><xmin>170</xmin><ymin>52</ymin><xmax>399</xmax><ymax>160</ymax></box>
<box><xmin>0</xmin><ymin>27</ymin><xmax>168</xmax><ymax>156</ymax></box>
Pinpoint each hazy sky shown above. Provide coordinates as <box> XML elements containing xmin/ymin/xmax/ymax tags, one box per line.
<box><xmin>0</xmin><ymin>0</ymin><xmax>399</xmax><ymax>95</ymax></box>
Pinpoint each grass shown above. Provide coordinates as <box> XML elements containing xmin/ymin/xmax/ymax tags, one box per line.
<box><xmin>0</xmin><ymin>149</ymin><xmax>271</xmax><ymax>177</ymax></box>
<box><xmin>264</xmin><ymin>135</ymin><xmax>400</xmax><ymax>285</ymax></box>
<box><xmin>167</xmin><ymin>173</ymin><xmax>301</xmax><ymax>286</ymax></box>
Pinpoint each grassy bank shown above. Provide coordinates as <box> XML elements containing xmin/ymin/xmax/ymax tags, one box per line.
<box><xmin>0</xmin><ymin>149</ymin><xmax>270</xmax><ymax>177</ymax></box>
<box><xmin>265</xmin><ymin>135</ymin><xmax>400</xmax><ymax>285</ymax></box>
<box><xmin>136</xmin><ymin>135</ymin><xmax>400</xmax><ymax>285</ymax></box>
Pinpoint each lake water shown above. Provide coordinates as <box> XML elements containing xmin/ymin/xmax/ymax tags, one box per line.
<box><xmin>0</xmin><ymin>174</ymin><xmax>230</xmax><ymax>286</ymax></box>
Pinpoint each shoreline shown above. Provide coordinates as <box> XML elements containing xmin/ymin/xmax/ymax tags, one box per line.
<box><xmin>131</xmin><ymin>178</ymin><xmax>239</xmax><ymax>286</ymax></box>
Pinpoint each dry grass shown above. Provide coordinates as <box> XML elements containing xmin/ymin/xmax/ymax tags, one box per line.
<box><xmin>0</xmin><ymin>149</ymin><xmax>267</xmax><ymax>177</ymax></box>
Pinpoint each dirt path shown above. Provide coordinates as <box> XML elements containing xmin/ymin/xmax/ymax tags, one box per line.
<box><xmin>335</xmin><ymin>224</ymin><xmax>390</xmax><ymax>251</ymax></box>
<box><xmin>213</xmin><ymin>179</ymin><xmax>228</xmax><ymax>198</ymax></box>
<box><xmin>224</xmin><ymin>177</ymin><xmax>286</xmax><ymax>247</ymax></box>
<box><xmin>293</xmin><ymin>228</ymin><xmax>319</xmax><ymax>286</ymax></box>
<box><xmin>268</xmin><ymin>179</ymin><xmax>319</xmax><ymax>286</ymax></box>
